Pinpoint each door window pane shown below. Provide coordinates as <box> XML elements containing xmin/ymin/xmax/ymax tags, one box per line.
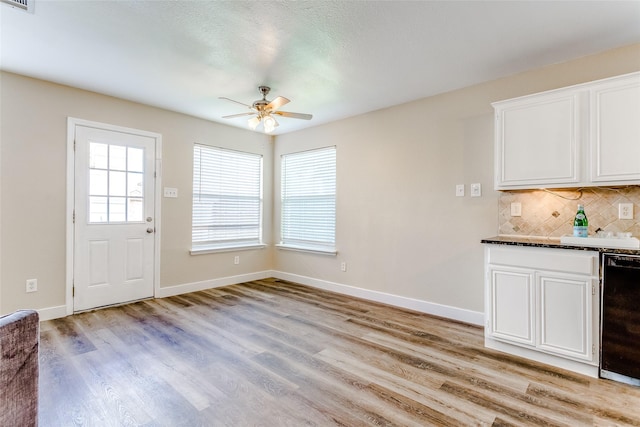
<box><xmin>109</xmin><ymin>197</ymin><xmax>126</xmax><ymax>222</ymax></box>
<box><xmin>89</xmin><ymin>169</ymin><xmax>108</xmax><ymax>195</ymax></box>
<box><xmin>128</xmin><ymin>198</ymin><xmax>143</xmax><ymax>222</ymax></box>
<box><xmin>89</xmin><ymin>196</ymin><xmax>108</xmax><ymax>223</ymax></box>
<box><xmin>128</xmin><ymin>172</ymin><xmax>143</xmax><ymax>197</ymax></box>
<box><xmin>89</xmin><ymin>142</ymin><xmax>108</xmax><ymax>169</ymax></box>
<box><xmin>109</xmin><ymin>145</ymin><xmax>127</xmax><ymax>170</ymax></box>
<box><xmin>128</xmin><ymin>148</ymin><xmax>144</xmax><ymax>172</ymax></box>
<box><xmin>109</xmin><ymin>171</ymin><xmax>127</xmax><ymax>196</ymax></box>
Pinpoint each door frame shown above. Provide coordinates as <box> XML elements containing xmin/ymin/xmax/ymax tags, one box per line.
<box><xmin>66</xmin><ymin>117</ymin><xmax>162</xmax><ymax>315</ymax></box>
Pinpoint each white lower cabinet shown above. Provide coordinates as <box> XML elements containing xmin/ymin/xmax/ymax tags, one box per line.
<box><xmin>537</xmin><ymin>273</ymin><xmax>594</xmax><ymax>361</ymax></box>
<box><xmin>489</xmin><ymin>267</ymin><xmax>535</xmax><ymax>346</ymax></box>
<box><xmin>485</xmin><ymin>245</ymin><xmax>599</xmax><ymax>376</ymax></box>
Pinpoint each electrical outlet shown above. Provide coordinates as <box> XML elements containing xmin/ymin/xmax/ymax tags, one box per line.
<box><xmin>470</xmin><ymin>183</ymin><xmax>482</xmax><ymax>197</ymax></box>
<box><xmin>26</xmin><ymin>279</ymin><xmax>37</xmax><ymax>293</ymax></box>
<box><xmin>455</xmin><ymin>184</ymin><xmax>465</xmax><ymax>197</ymax></box>
<box><xmin>510</xmin><ymin>202</ymin><xmax>522</xmax><ymax>217</ymax></box>
<box><xmin>340</xmin><ymin>261</ymin><xmax>347</xmax><ymax>272</ymax></box>
<box><xmin>163</xmin><ymin>187</ymin><xmax>178</xmax><ymax>198</ymax></box>
<box><xmin>234</xmin><ymin>256</ymin><xmax>240</xmax><ymax>265</ymax></box>
<box><xmin>619</xmin><ymin>203</ymin><xmax>634</xmax><ymax>220</ymax></box>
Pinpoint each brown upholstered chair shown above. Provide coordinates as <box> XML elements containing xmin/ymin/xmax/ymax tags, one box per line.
<box><xmin>0</xmin><ymin>309</ymin><xmax>39</xmax><ymax>427</ymax></box>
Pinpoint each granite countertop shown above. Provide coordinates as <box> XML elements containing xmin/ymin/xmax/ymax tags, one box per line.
<box><xmin>481</xmin><ymin>235</ymin><xmax>640</xmax><ymax>256</ymax></box>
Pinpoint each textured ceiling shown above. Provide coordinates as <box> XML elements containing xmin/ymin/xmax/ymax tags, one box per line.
<box><xmin>2</xmin><ymin>1</ymin><xmax>640</xmax><ymax>134</ymax></box>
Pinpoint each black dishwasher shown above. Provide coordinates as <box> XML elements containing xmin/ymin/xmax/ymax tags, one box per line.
<box><xmin>600</xmin><ymin>253</ymin><xmax>640</xmax><ymax>386</ymax></box>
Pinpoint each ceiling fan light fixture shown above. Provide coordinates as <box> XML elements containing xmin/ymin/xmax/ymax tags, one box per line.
<box><xmin>247</xmin><ymin>115</ymin><xmax>261</xmax><ymax>130</ymax></box>
<box><xmin>263</xmin><ymin>115</ymin><xmax>278</xmax><ymax>133</ymax></box>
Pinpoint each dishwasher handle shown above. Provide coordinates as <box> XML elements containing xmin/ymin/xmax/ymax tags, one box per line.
<box><xmin>605</xmin><ymin>255</ymin><xmax>640</xmax><ymax>269</ymax></box>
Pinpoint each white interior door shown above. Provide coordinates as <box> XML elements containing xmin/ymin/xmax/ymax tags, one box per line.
<box><xmin>74</xmin><ymin>124</ymin><xmax>156</xmax><ymax>311</ymax></box>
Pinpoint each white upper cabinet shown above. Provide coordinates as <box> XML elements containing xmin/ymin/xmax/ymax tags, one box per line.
<box><xmin>493</xmin><ymin>72</ymin><xmax>640</xmax><ymax>190</ymax></box>
<box><xmin>590</xmin><ymin>73</ymin><xmax>640</xmax><ymax>183</ymax></box>
<box><xmin>494</xmin><ymin>89</ymin><xmax>583</xmax><ymax>188</ymax></box>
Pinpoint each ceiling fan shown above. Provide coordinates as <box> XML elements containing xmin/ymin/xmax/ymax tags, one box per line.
<box><xmin>220</xmin><ymin>86</ymin><xmax>312</xmax><ymax>133</ymax></box>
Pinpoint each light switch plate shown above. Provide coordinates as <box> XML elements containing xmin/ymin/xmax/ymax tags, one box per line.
<box><xmin>164</xmin><ymin>187</ymin><xmax>178</xmax><ymax>198</ymax></box>
<box><xmin>455</xmin><ymin>184</ymin><xmax>465</xmax><ymax>197</ymax></box>
<box><xmin>470</xmin><ymin>183</ymin><xmax>482</xmax><ymax>197</ymax></box>
<box><xmin>510</xmin><ymin>202</ymin><xmax>522</xmax><ymax>217</ymax></box>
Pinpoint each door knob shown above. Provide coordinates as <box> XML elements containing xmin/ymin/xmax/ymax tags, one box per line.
<box><xmin>146</xmin><ymin>217</ymin><xmax>153</xmax><ymax>222</ymax></box>
<box><xmin>146</xmin><ymin>228</ymin><xmax>154</xmax><ymax>234</ymax></box>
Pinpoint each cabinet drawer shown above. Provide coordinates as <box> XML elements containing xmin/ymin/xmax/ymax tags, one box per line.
<box><xmin>487</xmin><ymin>246</ymin><xmax>597</xmax><ymax>276</ymax></box>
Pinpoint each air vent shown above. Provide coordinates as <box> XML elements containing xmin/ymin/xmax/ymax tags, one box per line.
<box><xmin>1</xmin><ymin>0</ymin><xmax>34</xmax><ymax>13</ymax></box>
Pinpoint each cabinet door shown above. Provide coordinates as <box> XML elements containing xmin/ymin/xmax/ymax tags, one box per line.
<box><xmin>494</xmin><ymin>90</ymin><xmax>582</xmax><ymax>189</ymax></box>
<box><xmin>590</xmin><ymin>73</ymin><xmax>640</xmax><ymax>183</ymax></box>
<box><xmin>488</xmin><ymin>267</ymin><xmax>535</xmax><ymax>346</ymax></box>
<box><xmin>537</xmin><ymin>273</ymin><xmax>595</xmax><ymax>362</ymax></box>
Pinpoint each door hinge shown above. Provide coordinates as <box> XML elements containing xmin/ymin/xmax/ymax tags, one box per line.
<box><xmin>592</xmin><ymin>284</ymin><xmax>596</xmax><ymax>295</ymax></box>
<box><xmin>74</xmin><ymin>140</ymin><xmax>76</xmax><ymax>151</ymax></box>
<box><xmin>592</xmin><ymin>344</ymin><xmax>596</xmax><ymax>355</ymax></box>
<box><xmin>72</xmin><ymin>286</ymin><xmax>75</xmax><ymax>297</ymax></box>
<box><xmin>154</xmin><ymin>171</ymin><xmax>157</xmax><ymax>178</ymax></box>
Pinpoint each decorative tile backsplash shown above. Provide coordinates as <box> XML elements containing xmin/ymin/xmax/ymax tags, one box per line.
<box><xmin>498</xmin><ymin>186</ymin><xmax>640</xmax><ymax>238</ymax></box>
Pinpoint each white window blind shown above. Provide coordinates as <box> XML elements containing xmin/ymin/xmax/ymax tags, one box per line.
<box><xmin>281</xmin><ymin>146</ymin><xmax>336</xmax><ymax>252</ymax></box>
<box><xmin>192</xmin><ymin>145</ymin><xmax>263</xmax><ymax>251</ymax></box>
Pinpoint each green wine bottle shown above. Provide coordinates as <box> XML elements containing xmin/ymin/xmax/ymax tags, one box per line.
<box><xmin>573</xmin><ymin>204</ymin><xmax>588</xmax><ymax>237</ymax></box>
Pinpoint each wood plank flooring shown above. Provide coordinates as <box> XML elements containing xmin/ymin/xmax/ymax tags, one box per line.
<box><xmin>39</xmin><ymin>278</ymin><xmax>640</xmax><ymax>426</ymax></box>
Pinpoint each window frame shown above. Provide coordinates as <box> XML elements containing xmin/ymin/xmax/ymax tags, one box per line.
<box><xmin>191</xmin><ymin>144</ymin><xmax>265</xmax><ymax>254</ymax></box>
<box><xmin>278</xmin><ymin>146</ymin><xmax>337</xmax><ymax>255</ymax></box>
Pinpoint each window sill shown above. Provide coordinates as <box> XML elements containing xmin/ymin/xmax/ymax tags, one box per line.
<box><xmin>276</xmin><ymin>244</ymin><xmax>337</xmax><ymax>256</ymax></box>
<box><xmin>190</xmin><ymin>244</ymin><xmax>267</xmax><ymax>255</ymax></box>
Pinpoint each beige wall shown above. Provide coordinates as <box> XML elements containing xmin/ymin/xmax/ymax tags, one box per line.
<box><xmin>1</xmin><ymin>43</ymin><xmax>639</xmax><ymax>317</ymax></box>
<box><xmin>274</xmin><ymin>44</ymin><xmax>640</xmax><ymax>313</ymax></box>
<box><xmin>0</xmin><ymin>73</ymin><xmax>273</xmax><ymax>314</ymax></box>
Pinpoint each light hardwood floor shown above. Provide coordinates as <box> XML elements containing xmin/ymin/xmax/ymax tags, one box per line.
<box><xmin>39</xmin><ymin>278</ymin><xmax>640</xmax><ymax>426</ymax></box>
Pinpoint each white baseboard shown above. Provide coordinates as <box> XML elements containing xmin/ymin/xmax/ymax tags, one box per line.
<box><xmin>35</xmin><ymin>272</ymin><xmax>272</xmax><ymax>321</ymax></box>
<box><xmin>38</xmin><ymin>305</ymin><xmax>68</xmax><ymax>321</ymax></box>
<box><xmin>155</xmin><ymin>270</ymin><xmax>273</xmax><ymax>298</ymax></box>
<box><xmin>39</xmin><ymin>271</ymin><xmax>483</xmax><ymax>327</ymax></box>
<box><xmin>272</xmin><ymin>271</ymin><xmax>484</xmax><ymax>326</ymax></box>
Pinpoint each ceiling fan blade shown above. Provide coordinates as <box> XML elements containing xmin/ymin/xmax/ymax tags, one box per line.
<box><xmin>219</xmin><ymin>97</ymin><xmax>253</xmax><ymax>109</ymax></box>
<box><xmin>222</xmin><ymin>112</ymin><xmax>256</xmax><ymax>119</ymax></box>
<box><xmin>273</xmin><ymin>111</ymin><xmax>313</xmax><ymax>120</ymax></box>
<box><xmin>266</xmin><ymin>96</ymin><xmax>290</xmax><ymax>111</ymax></box>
